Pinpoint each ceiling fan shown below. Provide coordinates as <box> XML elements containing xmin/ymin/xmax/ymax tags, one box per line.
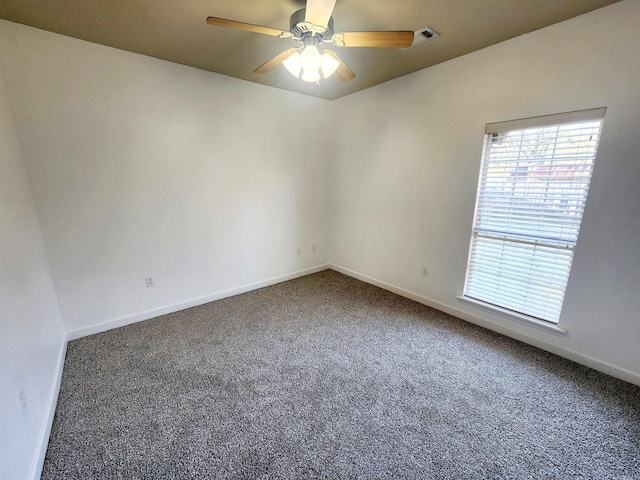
<box><xmin>206</xmin><ymin>0</ymin><xmax>414</xmax><ymax>84</ymax></box>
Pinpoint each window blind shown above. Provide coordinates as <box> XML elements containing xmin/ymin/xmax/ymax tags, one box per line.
<box><xmin>464</xmin><ymin>109</ymin><xmax>605</xmax><ymax>324</ymax></box>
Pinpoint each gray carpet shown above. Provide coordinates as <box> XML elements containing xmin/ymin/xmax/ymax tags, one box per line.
<box><xmin>43</xmin><ymin>270</ymin><xmax>640</xmax><ymax>479</ymax></box>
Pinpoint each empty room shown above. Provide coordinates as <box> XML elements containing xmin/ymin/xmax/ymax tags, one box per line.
<box><xmin>1</xmin><ymin>0</ymin><xmax>639</xmax><ymax>478</ymax></box>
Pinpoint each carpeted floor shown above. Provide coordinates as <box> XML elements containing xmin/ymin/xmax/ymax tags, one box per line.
<box><xmin>43</xmin><ymin>270</ymin><xmax>640</xmax><ymax>479</ymax></box>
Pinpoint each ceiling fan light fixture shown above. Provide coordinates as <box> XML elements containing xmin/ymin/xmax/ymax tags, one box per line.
<box><xmin>289</xmin><ymin>36</ymin><xmax>340</xmax><ymax>82</ymax></box>
<box><xmin>282</xmin><ymin>48</ymin><xmax>329</xmax><ymax>83</ymax></box>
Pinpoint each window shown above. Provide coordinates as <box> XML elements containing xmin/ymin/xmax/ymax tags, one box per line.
<box><xmin>463</xmin><ymin>108</ymin><xmax>605</xmax><ymax>325</ymax></box>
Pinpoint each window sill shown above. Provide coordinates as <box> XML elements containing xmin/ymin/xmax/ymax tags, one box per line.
<box><xmin>456</xmin><ymin>295</ymin><xmax>567</xmax><ymax>336</ymax></box>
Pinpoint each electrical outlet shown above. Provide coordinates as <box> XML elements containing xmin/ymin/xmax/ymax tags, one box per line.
<box><xmin>297</xmin><ymin>248</ymin><xmax>301</xmax><ymax>256</ymax></box>
<box><xmin>145</xmin><ymin>277</ymin><xmax>154</xmax><ymax>288</ymax></box>
<box><xmin>312</xmin><ymin>244</ymin><xmax>317</xmax><ymax>253</ymax></box>
<box><xmin>18</xmin><ymin>388</ymin><xmax>27</xmax><ymax>411</ymax></box>
<box><xmin>422</xmin><ymin>267</ymin><xmax>429</xmax><ymax>277</ymax></box>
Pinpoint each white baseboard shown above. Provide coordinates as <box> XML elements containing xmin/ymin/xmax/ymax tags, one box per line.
<box><xmin>30</xmin><ymin>338</ymin><xmax>67</xmax><ymax>480</ymax></box>
<box><xmin>58</xmin><ymin>259</ymin><xmax>640</xmax><ymax>384</ymax></box>
<box><xmin>66</xmin><ymin>264</ymin><xmax>331</xmax><ymax>341</ymax></box>
<box><xmin>329</xmin><ymin>264</ymin><xmax>640</xmax><ymax>387</ymax></box>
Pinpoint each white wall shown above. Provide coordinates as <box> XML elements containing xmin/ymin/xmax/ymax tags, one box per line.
<box><xmin>0</xmin><ymin>62</ymin><xmax>66</xmax><ymax>478</ymax></box>
<box><xmin>331</xmin><ymin>0</ymin><xmax>640</xmax><ymax>384</ymax></box>
<box><xmin>0</xmin><ymin>20</ymin><xmax>331</xmax><ymax>337</ymax></box>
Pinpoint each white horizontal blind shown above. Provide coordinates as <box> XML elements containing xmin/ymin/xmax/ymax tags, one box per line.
<box><xmin>464</xmin><ymin>110</ymin><xmax>604</xmax><ymax>323</ymax></box>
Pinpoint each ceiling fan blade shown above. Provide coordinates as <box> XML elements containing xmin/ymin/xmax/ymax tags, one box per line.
<box><xmin>304</xmin><ymin>0</ymin><xmax>337</xmax><ymax>29</ymax></box>
<box><xmin>206</xmin><ymin>17</ymin><xmax>291</xmax><ymax>38</ymax></box>
<box><xmin>254</xmin><ymin>49</ymin><xmax>299</xmax><ymax>74</ymax></box>
<box><xmin>332</xmin><ymin>31</ymin><xmax>414</xmax><ymax>48</ymax></box>
<box><xmin>323</xmin><ymin>50</ymin><xmax>356</xmax><ymax>82</ymax></box>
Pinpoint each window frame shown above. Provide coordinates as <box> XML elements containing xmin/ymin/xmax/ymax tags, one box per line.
<box><xmin>459</xmin><ymin>108</ymin><xmax>606</xmax><ymax>333</ymax></box>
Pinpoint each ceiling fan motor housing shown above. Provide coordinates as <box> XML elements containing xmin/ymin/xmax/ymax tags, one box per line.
<box><xmin>290</xmin><ymin>8</ymin><xmax>334</xmax><ymax>41</ymax></box>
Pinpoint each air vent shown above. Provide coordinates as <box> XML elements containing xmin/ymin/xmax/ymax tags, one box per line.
<box><xmin>401</xmin><ymin>27</ymin><xmax>440</xmax><ymax>50</ymax></box>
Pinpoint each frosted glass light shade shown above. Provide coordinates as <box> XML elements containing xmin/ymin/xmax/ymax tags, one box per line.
<box><xmin>300</xmin><ymin>45</ymin><xmax>321</xmax><ymax>71</ymax></box>
<box><xmin>320</xmin><ymin>53</ymin><xmax>340</xmax><ymax>79</ymax></box>
<box><xmin>301</xmin><ymin>68</ymin><xmax>321</xmax><ymax>83</ymax></box>
<box><xmin>282</xmin><ymin>52</ymin><xmax>302</xmax><ymax>78</ymax></box>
